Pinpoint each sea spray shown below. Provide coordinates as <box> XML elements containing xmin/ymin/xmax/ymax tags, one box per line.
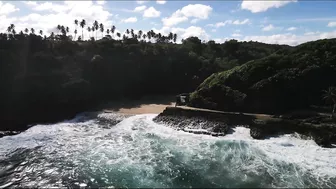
<box><xmin>0</xmin><ymin>113</ymin><xmax>335</xmax><ymax>188</ymax></box>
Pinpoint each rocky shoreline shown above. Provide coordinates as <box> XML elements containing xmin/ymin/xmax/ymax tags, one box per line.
<box><xmin>153</xmin><ymin>107</ymin><xmax>336</xmax><ymax>148</ymax></box>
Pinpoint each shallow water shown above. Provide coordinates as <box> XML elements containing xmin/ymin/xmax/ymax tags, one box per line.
<box><xmin>0</xmin><ymin>113</ymin><xmax>335</xmax><ymax>188</ymax></box>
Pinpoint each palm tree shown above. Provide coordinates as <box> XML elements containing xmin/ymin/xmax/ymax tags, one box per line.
<box><xmin>323</xmin><ymin>87</ymin><xmax>336</xmax><ymax>118</ymax></box>
<box><xmin>66</xmin><ymin>27</ymin><xmax>69</xmax><ymax>34</ymax></box>
<box><xmin>142</xmin><ymin>34</ymin><xmax>146</xmax><ymax>40</ymax></box>
<box><xmin>111</xmin><ymin>25</ymin><xmax>116</xmax><ymax>34</ymax></box>
<box><xmin>80</xmin><ymin>19</ymin><xmax>86</xmax><ymax>40</ymax></box>
<box><xmin>50</xmin><ymin>32</ymin><xmax>55</xmax><ymax>40</ymax></box>
<box><xmin>147</xmin><ymin>31</ymin><xmax>151</xmax><ymax>40</ymax></box>
<box><xmin>116</xmin><ymin>32</ymin><xmax>121</xmax><ymax>38</ymax></box>
<box><xmin>57</xmin><ymin>25</ymin><xmax>61</xmax><ymax>35</ymax></box>
<box><xmin>173</xmin><ymin>33</ymin><xmax>177</xmax><ymax>43</ymax></box>
<box><xmin>91</xmin><ymin>26</ymin><xmax>95</xmax><ymax>39</ymax></box>
<box><xmin>138</xmin><ymin>30</ymin><xmax>143</xmax><ymax>39</ymax></box>
<box><xmin>39</xmin><ymin>30</ymin><xmax>43</xmax><ymax>36</ymax></box>
<box><xmin>87</xmin><ymin>27</ymin><xmax>91</xmax><ymax>39</ymax></box>
<box><xmin>7</xmin><ymin>26</ymin><xmax>11</xmax><ymax>35</ymax></box>
<box><xmin>99</xmin><ymin>23</ymin><xmax>104</xmax><ymax>39</ymax></box>
<box><xmin>74</xmin><ymin>29</ymin><xmax>77</xmax><ymax>40</ymax></box>
<box><xmin>12</xmin><ymin>29</ymin><xmax>16</xmax><ymax>36</ymax></box>
<box><xmin>74</xmin><ymin>19</ymin><xmax>78</xmax><ymax>32</ymax></box>
<box><xmin>30</xmin><ymin>28</ymin><xmax>35</xmax><ymax>34</ymax></box>
<box><xmin>94</xmin><ymin>20</ymin><xmax>99</xmax><ymax>39</ymax></box>
<box><xmin>106</xmin><ymin>29</ymin><xmax>110</xmax><ymax>36</ymax></box>
<box><xmin>126</xmin><ymin>29</ymin><xmax>130</xmax><ymax>35</ymax></box>
<box><xmin>131</xmin><ymin>29</ymin><xmax>134</xmax><ymax>38</ymax></box>
<box><xmin>168</xmin><ymin>32</ymin><xmax>173</xmax><ymax>41</ymax></box>
<box><xmin>24</xmin><ymin>28</ymin><xmax>29</xmax><ymax>34</ymax></box>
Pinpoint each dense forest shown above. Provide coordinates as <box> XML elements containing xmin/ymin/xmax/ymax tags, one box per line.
<box><xmin>1</xmin><ymin>19</ymin><xmax>333</xmax><ymax>130</ymax></box>
<box><xmin>190</xmin><ymin>38</ymin><xmax>336</xmax><ymax>114</ymax></box>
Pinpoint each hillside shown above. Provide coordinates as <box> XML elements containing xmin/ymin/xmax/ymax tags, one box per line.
<box><xmin>189</xmin><ymin>38</ymin><xmax>336</xmax><ymax>114</ymax></box>
<box><xmin>0</xmin><ymin>31</ymin><xmax>289</xmax><ymax>130</ymax></box>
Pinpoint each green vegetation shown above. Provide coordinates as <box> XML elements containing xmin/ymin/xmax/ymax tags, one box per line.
<box><xmin>323</xmin><ymin>87</ymin><xmax>336</xmax><ymax>118</ymax></box>
<box><xmin>190</xmin><ymin>38</ymin><xmax>336</xmax><ymax>114</ymax></box>
<box><xmin>1</xmin><ymin>20</ymin><xmax>334</xmax><ymax>130</ymax></box>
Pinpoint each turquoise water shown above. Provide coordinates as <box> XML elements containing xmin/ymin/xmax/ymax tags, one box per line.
<box><xmin>0</xmin><ymin>113</ymin><xmax>336</xmax><ymax>188</ymax></box>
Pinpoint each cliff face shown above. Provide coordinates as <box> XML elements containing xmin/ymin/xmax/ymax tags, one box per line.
<box><xmin>189</xmin><ymin>39</ymin><xmax>336</xmax><ymax>114</ymax></box>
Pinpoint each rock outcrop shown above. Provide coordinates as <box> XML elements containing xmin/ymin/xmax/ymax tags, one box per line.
<box><xmin>154</xmin><ymin>107</ymin><xmax>336</xmax><ymax>148</ymax></box>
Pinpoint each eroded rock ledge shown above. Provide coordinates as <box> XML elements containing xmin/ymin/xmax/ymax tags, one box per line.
<box><xmin>153</xmin><ymin>107</ymin><xmax>336</xmax><ymax>148</ymax></box>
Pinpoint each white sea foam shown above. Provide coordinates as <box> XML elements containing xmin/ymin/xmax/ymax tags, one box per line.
<box><xmin>0</xmin><ymin>113</ymin><xmax>335</xmax><ymax>188</ymax></box>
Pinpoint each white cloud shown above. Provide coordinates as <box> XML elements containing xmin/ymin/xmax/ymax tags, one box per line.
<box><xmin>143</xmin><ymin>7</ymin><xmax>161</xmax><ymax>18</ymax></box>
<box><xmin>243</xmin><ymin>30</ymin><xmax>336</xmax><ymax>46</ymax></box>
<box><xmin>190</xmin><ymin>19</ymin><xmax>199</xmax><ymax>24</ymax></box>
<box><xmin>287</xmin><ymin>27</ymin><xmax>297</xmax><ymax>31</ymax></box>
<box><xmin>153</xmin><ymin>25</ymin><xmax>210</xmax><ymax>43</ymax></box>
<box><xmin>162</xmin><ymin>11</ymin><xmax>188</xmax><ymax>27</ymax></box>
<box><xmin>0</xmin><ymin>1</ymin><xmax>19</xmax><ymax>15</ymax></box>
<box><xmin>327</xmin><ymin>22</ymin><xmax>336</xmax><ymax>27</ymax></box>
<box><xmin>122</xmin><ymin>17</ymin><xmax>137</xmax><ymax>23</ymax></box>
<box><xmin>207</xmin><ymin>19</ymin><xmax>250</xmax><ymax>28</ymax></box>
<box><xmin>262</xmin><ymin>24</ymin><xmax>275</xmax><ymax>31</ymax></box>
<box><xmin>6</xmin><ymin>1</ymin><xmax>113</xmax><ymax>39</ymax></box>
<box><xmin>233</xmin><ymin>19</ymin><xmax>250</xmax><ymax>25</ymax></box>
<box><xmin>241</xmin><ymin>0</ymin><xmax>297</xmax><ymax>13</ymax></box>
<box><xmin>156</xmin><ymin>1</ymin><xmax>166</xmax><ymax>5</ymax></box>
<box><xmin>23</xmin><ymin>1</ymin><xmax>38</xmax><ymax>6</ymax></box>
<box><xmin>211</xmin><ymin>29</ymin><xmax>216</xmax><ymax>32</ymax></box>
<box><xmin>96</xmin><ymin>0</ymin><xmax>106</xmax><ymax>5</ymax></box>
<box><xmin>304</xmin><ymin>31</ymin><xmax>320</xmax><ymax>36</ymax></box>
<box><xmin>136</xmin><ymin>1</ymin><xmax>148</xmax><ymax>5</ymax></box>
<box><xmin>134</xmin><ymin>5</ymin><xmax>147</xmax><ymax>12</ymax></box>
<box><xmin>232</xmin><ymin>33</ymin><xmax>242</xmax><ymax>37</ymax></box>
<box><xmin>162</xmin><ymin>4</ymin><xmax>212</xmax><ymax>27</ymax></box>
<box><xmin>180</xmin><ymin>4</ymin><xmax>212</xmax><ymax>19</ymax></box>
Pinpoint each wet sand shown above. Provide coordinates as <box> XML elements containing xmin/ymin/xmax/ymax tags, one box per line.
<box><xmin>101</xmin><ymin>95</ymin><xmax>176</xmax><ymax>115</ymax></box>
<box><xmin>117</xmin><ymin>103</ymin><xmax>175</xmax><ymax>114</ymax></box>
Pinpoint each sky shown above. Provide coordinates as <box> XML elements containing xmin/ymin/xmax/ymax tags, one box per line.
<box><xmin>1</xmin><ymin>0</ymin><xmax>336</xmax><ymax>46</ymax></box>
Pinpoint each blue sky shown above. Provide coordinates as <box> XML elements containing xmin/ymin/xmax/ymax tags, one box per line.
<box><xmin>0</xmin><ymin>0</ymin><xmax>335</xmax><ymax>45</ymax></box>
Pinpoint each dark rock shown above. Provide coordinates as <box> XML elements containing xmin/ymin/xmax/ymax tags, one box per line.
<box><xmin>0</xmin><ymin>131</ymin><xmax>20</xmax><ymax>138</ymax></box>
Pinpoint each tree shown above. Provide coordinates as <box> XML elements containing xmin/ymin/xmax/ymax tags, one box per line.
<box><xmin>87</xmin><ymin>27</ymin><xmax>91</xmax><ymax>39</ymax></box>
<box><xmin>131</xmin><ymin>29</ymin><xmax>134</xmax><ymax>38</ymax></box>
<box><xmin>49</xmin><ymin>32</ymin><xmax>55</xmax><ymax>40</ymax></box>
<box><xmin>57</xmin><ymin>25</ymin><xmax>61</xmax><ymax>35</ymax></box>
<box><xmin>74</xmin><ymin>29</ymin><xmax>78</xmax><ymax>40</ymax></box>
<box><xmin>111</xmin><ymin>25</ymin><xmax>116</xmax><ymax>35</ymax></box>
<box><xmin>323</xmin><ymin>87</ymin><xmax>336</xmax><ymax>118</ymax></box>
<box><xmin>24</xmin><ymin>28</ymin><xmax>29</xmax><ymax>34</ymax></box>
<box><xmin>138</xmin><ymin>30</ymin><xmax>142</xmax><ymax>39</ymax></box>
<box><xmin>99</xmin><ymin>23</ymin><xmax>104</xmax><ymax>39</ymax></box>
<box><xmin>173</xmin><ymin>33</ymin><xmax>177</xmax><ymax>43</ymax></box>
<box><xmin>30</xmin><ymin>28</ymin><xmax>35</xmax><ymax>34</ymax></box>
<box><xmin>74</xmin><ymin>19</ymin><xmax>78</xmax><ymax>31</ymax></box>
<box><xmin>39</xmin><ymin>30</ymin><xmax>43</xmax><ymax>36</ymax></box>
<box><xmin>80</xmin><ymin>19</ymin><xmax>86</xmax><ymax>40</ymax></box>
<box><xmin>168</xmin><ymin>32</ymin><xmax>173</xmax><ymax>41</ymax></box>
<box><xmin>91</xmin><ymin>26</ymin><xmax>95</xmax><ymax>39</ymax></box>
<box><xmin>106</xmin><ymin>29</ymin><xmax>110</xmax><ymax>36</ymax></box>
<box><xmin>94</xmin><ymin>20</ymin><xmax>99</xmax><ymax>39</ymax></box>
<box><xmin>116</xmin><ymin>32</ymin><xmax>121</xmax><ymax>38</ymax></box>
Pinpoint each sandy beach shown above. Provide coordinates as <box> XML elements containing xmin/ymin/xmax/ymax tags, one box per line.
<box><xmin>116</xmin><ymin>103</ymin><xmax>175</xmax><ymax>114</ymax></box>
<box><xmin>101</xmin><ymin>95</ymin><xmax>176</xmax><ymax>115</ymax></box>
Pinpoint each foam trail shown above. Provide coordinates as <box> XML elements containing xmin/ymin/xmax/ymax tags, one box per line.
<box><xmin>0</xmin><ymin>113</ymin><xmax>335</xmax><ymax>188</ymax></box>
